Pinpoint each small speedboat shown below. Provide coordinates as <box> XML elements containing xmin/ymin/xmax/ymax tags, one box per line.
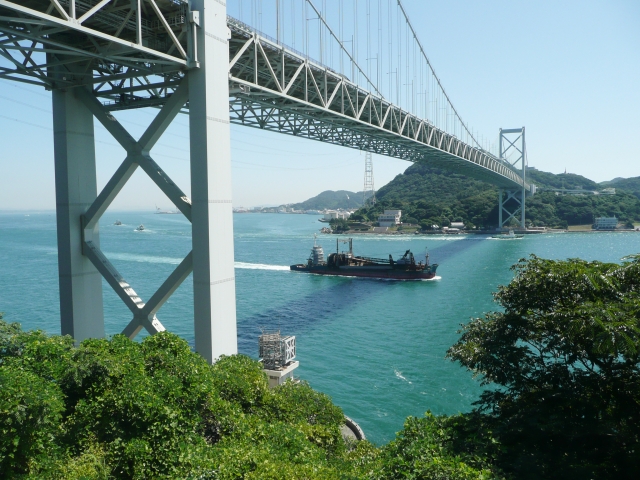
<box><xmin>136</xmin><ymin>224</ymin><xmax>145</xmax><ymax>231</ymax></box>
<box><xmin>492</xmin><ymin>229</ymin><xmax>523</xmax><ymax>239</ymax></box>
<box><xmin>114</xmin><ymin>220</ymin><xmax>122</xmax><ymax>226</ymax></box>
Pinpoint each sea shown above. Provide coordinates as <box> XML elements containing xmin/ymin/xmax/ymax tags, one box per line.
<box><xmin>1</xmin><ymin>211</ymin><xmax>640</xmax><ymax>445</ymax></box>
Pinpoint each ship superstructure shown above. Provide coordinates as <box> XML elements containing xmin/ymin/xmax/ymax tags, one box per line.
<box><xmin>291</xmin><ymin>237</ymin><xmax>438</xmax><ymax>280</ymax></box>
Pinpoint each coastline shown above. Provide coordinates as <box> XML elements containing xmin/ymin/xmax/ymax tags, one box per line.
<box><xmin>321</xmin><ymin>228</ymin><xmax>640</xmax><ymax>236</ymax></box>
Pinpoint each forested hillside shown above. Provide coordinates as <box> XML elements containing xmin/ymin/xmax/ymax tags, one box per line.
<box><xmin>351</xmin><ymin>164</ymin><xmax>640</xmax><ymax>229</ymax></box>
<box><xmin>602</xmin><ymin>176</ymin><xmax>640</xmax><ymax>198</ymax></box>
<box><xmin>287</xmin><ymin>190</ymin><xmax>371</xmax><ymax>210</ymax></box>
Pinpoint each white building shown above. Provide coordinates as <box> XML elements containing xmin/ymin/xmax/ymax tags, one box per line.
<box><xmin>378</xmin><ymin>210</ymin><xmax>402</xmax><ymax>227</ymax></box>
<box><xmin>323</xmin><ymin>211</ymin><xmax>351</xmax><ymax>221</ymax></box>
<box><xmin>594</xmin><ymin>217</ymin><xmax>618</xmax><ymax>230</ymax></box>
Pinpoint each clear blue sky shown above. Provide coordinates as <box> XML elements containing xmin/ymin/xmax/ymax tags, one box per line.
<box><xmin>0</xmin><ymin>0</ymin><xmax>638</xmax><ymax>210</ymax></box>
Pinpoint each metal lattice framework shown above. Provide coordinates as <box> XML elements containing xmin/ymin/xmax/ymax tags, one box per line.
<box><xmin>0</xmin><ymin>2</ymin><xmax>530</xmax><ymax>191</ymax></box>
<box><xmin>0</xmin><ymin>0</ymin><xmax>196</xmax><ymax>340</ymax></box>
<box><xmin>498</xmin><ymin>127</ymin><xmax>527</xmax><ymax>228</ymax></box>
<box><xmin>0</xmin><ymin>0</ymin><xmax>189</xmax><ymax>88</ymax></box>
<box><xmin>78</xmin><ymin>81</ymin><xmax>194</xmax><ymax>338</ymax></box>
<box><xmin>364</xmin><ymin>151</ymin><xmax>375</xmax><ymax>205</ymax></box>
<box><xmin>226</xmin><ymin>17</ymin><xmax>531</xmax><ymax>191</ymax></box>
<box><xmin>259</xmin><ymin>331</ymin><xmax>296</xmax><ymax>370</ymax></box>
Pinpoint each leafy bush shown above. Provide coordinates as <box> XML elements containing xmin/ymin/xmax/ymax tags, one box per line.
<box><xmin>0</xmin><ymin>366</ymin><xmax>64</xmax><ymax>476</ymax></box>
<box><xmin>329</xmin><ymin>218</ymin><xmax>350</xmax><ymax>233</ymax></box>
<box><xmin>447</xmin><ymin>254</ymin><xmax>640</xmax><ymax>479</ymax></box>
<box><xmin>375</xmin><ymin>412</ymin><xmax>503</xmax><ymax>480</ymax></box>
<box><xmin>0</xmin><ymin>322</ymin><xmax>379</xmax><ymax>479</ymax></box>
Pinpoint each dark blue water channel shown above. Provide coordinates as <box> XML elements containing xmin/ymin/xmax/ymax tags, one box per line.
<box><xmin>2</xmin><ymin>211</ymin><xmax>640</xmax><ymax>444</ymax></box>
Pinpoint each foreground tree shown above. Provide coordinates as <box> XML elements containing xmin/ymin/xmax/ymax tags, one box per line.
<box><xmin>447</xmin><ymin>254</ymin><xmax>640</xmax><ymax>479</ymax></box>
<box><xmin>0</xmin><ymin>322</ymin><xmax>368</xmax><ymax>479</ymax></box>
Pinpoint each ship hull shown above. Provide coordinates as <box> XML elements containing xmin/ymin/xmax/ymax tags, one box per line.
<box><xmin>290</xmin><ymin>264</ymin><xmax>438</xmax><ymax>280</ymax></box>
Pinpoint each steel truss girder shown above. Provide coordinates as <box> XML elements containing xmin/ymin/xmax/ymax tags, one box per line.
<box><xmin>0</xmin><ymin>6</ymin><xmax>529</xmax><ymax>191</ymax></box>
<box><xmin>498</xmin><ymin>189</ymin><xmax>524</xmax><ymax>229</ymax></box>
<box><xmin>76</xmin><ymin>80</ymin><xmax>193</xmax><ymax>339</ymax></box>
<box><xmin>0</xmin><ymin>0</ymin><xmax>191</xmax><ymax>92</ymax></box>
<box><xmin>227</xmin><ymin>21</ymin><xmax>529</xmax><ymax>191</ymax></box>
<box><xmin>229</xmin><ymin>96</ymin><xmax>517</xmax><ymax>187</ymax></box>
<box><xmin>0</xmin><ymin>0</ymin><xmax>188</xmax><ymax>65</ymax></box>
<box><xmin>498</xmin><ymin>127</ymin><xmax>530</xmax><ymax>228</ymax></box>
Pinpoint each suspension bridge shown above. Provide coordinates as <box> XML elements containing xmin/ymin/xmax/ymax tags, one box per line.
<box><xmin>0</xmin><ymin>0</ymin><xmax>534</xmax><ymax>362</ymax></box>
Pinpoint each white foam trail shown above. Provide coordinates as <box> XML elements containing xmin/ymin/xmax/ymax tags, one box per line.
<box><xmin>234</xmin><ymin>262</ymin><xmax>290</xmax><ymax>271</ymax></box>
<box><xmin>359</xmin><ymin>235</ymin><xmax>469</xmax><ymax>242</ymax></box>
<box><xmin>99</xmin><ymin>254</ymin><xmax>437</xmax><ymax>280</ymax></box>
<box><xmin>422</xmin><ymin>276</ymin><xmax>442</xmax><ymax>281</ymax></box>
<box><xmin>104</xmin><ymin>253</ymin><xmax>291</xmax><ymax>271</ymax></box>
<box><xmin>347</xmin><ymin>275</ymin><xmax>441</xmax><ymax>282</ymax></box>
<box><xmin>106</xmin><ymin>252</ymin><xmax>183</xmax><ymax>265</ymax></box>
<box><xmin>394</xmin><ymin>369</ymin><xmax>412</xmax><ymax>384</ymax></box>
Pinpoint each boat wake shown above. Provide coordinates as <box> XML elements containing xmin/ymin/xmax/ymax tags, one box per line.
<box><xmin>394</xmin><ymin>369</ymin><xmax>412</xmax><ymax>384</ymax></box>
<box><xmin>104</xmin><ymin>253</ymin><xmax>291</xmax><ymax>271</ymax></box>
<box><xmin>234</xmin><ymin>262</ymin><xmax>290</xmax><ymax>271</ymax></box>
<box><xmin>422</xmin><ymin>275</ymin><xmax>442</xmax><ymax>281</ymax></box>
<box><xmin>106</xmin><ymin>252</ymin><xmax>183</xmax><ymax>265</ymax></box>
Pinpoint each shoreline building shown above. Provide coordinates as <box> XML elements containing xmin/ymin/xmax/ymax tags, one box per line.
<box><xmin>378</xmin><ymin>210</ymin><xmax>402</xmax><ymax>227</ymax></box>
<box><xmin>593</xmin><ymin>217</ymin><xmax>618</xmax><ymax>230</ymax></box>
<box><xmin>323</xmin><ymin>211</ymin><xmax>351</xmax><ymax>221</ymax></box>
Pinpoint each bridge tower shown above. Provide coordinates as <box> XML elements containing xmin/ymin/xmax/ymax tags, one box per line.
<box><xmin>498</xmin><ymin>127</ymin><xmax>528</xmax><ymax>229</ymax></box>
<box><xmin>2</xmin><ymin>0</ymin><xmax>238</xmax><ymax>363</ymax></box>
<box><xmin>363</xmin><ymin>152</ymin><xmax>376</xmax><ymax>205</ymax></box>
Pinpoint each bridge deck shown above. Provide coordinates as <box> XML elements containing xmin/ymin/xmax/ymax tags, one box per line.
<box><xmin>0</xmin><ymin>0</ymin><xmax>529</xmax><ymax>190</ymax></box>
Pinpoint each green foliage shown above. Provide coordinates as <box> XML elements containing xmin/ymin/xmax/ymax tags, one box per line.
<box><xmin>353</xmin><ymin>164</ymin><xmax>640</xmax><ymax>228</ymax></box>
<box><xmin>526</xmin><ymin>170</ymin><xmax>598</xmax><ymax>190</ymax></box>
<box><xmin>447</xmin><ymin>255</ymin><xmax>640</xmax><ymax>479</ymax></box>
<box><xmin>329</xmin><ymin>217</ymin><xmax>350</xmax><ymax>232</ymax></box>
<box><xmin>59</xmin><ymin>334</ymin><xmax>219</xmax><ymax>478</ymax></box>
<box><xmin>261</xmin><ymin>380</ymin><xmax>346</xmax><ymax>454</ymax></box>
<box><xmin>0</xmin><ymin>366</ymin><xmax>64</xmax><ymax>476</ymax></box>
<box><xmin>287</xmin><ymin>190</ymin><xmax>370</xmax><ymax>211</ymax></box>
<box><xmin>210</xmin><ymin>354</ymin><xmax>269</xmax><ymax>411</ymax></box>
<box><xmin>602</xmin><ymin>175</ymin><xmax>640</xmax><ymax>199</ymax></box>
<box><xmin>375</xmin><ymin>412</ymin><xmax>503</xmax><ymax>479</ymax></box>
<box><xmin>0</xmin><ymin>320</ymin><xmax>381</xmax><ymax>479</ymax></box>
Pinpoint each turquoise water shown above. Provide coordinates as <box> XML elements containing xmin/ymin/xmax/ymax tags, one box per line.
<box><xmin>2</xmin><ymin>211</ymin><xmax>640</xmax><ymax>444</ymax></box>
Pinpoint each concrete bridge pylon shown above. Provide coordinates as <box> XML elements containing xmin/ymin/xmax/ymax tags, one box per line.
<box><xmin>50</xmin><ymin>0</ymin><xmax>237</xmax><ymax>363</ymax></box>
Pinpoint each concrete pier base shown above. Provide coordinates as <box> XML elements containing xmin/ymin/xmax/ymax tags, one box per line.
<box><xmin>52</xmin><ymin>76</ymin><xmax>104</xmax><ymax>341</ymax></box>
<box><xmin>189</xmin><ymin>0</ymin><xmax>238</xmax><ymax>362</ymax></box>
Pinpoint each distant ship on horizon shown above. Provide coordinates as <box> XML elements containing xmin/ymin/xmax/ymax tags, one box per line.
<box><xmin>155</xmin><ymin>205</ymin><xmax>180</xmax><ymax>214</ymax></box>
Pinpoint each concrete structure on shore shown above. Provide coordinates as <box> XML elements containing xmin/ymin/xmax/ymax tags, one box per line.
<box><xmin>594</xmin><ymin>217</ymin><xmax>618</xmax><ymax>230</ymax></box>
<box><xmin>378</xmin><ymin>210</ymin><xmax>402</xmax><ymax>227</ymax></box>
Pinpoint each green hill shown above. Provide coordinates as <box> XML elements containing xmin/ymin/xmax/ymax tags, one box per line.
<box><xmin>526</xmin><ymin>169</ymin><xmax>599</xmax><ymax>191</ymax></box>
<box><xmin>287</xmin><ymin>190</ymin><xmax>372</xmax><ymax>210</ymax></box>
<box><xmin>351</xmin><ymin>164</ymin><xmax>640</xmax><ymax>229</ymax></box>
<box><xmin>601</xmin><ymin>176</ymin><xmax>640</xmax><ymax>198</ymax></box>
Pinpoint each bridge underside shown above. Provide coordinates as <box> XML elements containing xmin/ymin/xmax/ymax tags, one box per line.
<box><xmin>225</xmin><ymin>18</ymin><xmax>529</xmax><ymax>191</ymax></box>
<box><xmin>229</xmin><ymin>95</ymin><xmax>519</xmax><ymax>189</ymax></box>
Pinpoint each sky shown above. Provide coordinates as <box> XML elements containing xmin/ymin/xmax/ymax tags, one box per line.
<box><xmin>0</xmin><ymin>0</ymin><xmax>639</xmax><ymax>211</ymax></box>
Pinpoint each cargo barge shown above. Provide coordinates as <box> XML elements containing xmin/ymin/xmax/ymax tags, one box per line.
<box><xmin>290</xmin><ymin>237</ymin><xmax>438</xmax><ymax>280</ymax></box>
